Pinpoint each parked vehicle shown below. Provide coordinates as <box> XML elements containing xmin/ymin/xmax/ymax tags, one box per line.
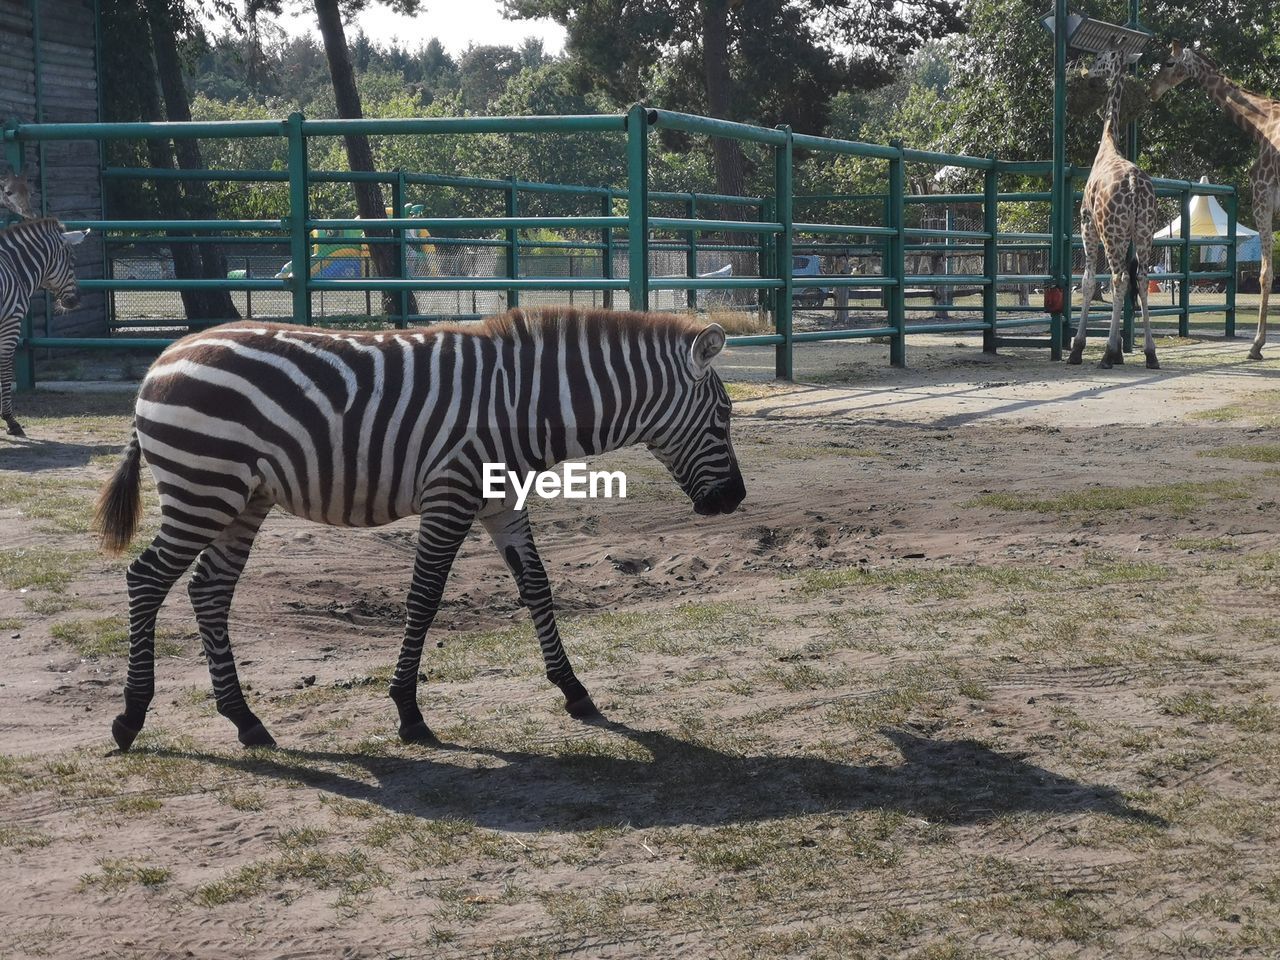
<box><xmin>792</xmin><ymin>255</ymin><xmax>832</xmax><ymax>308</ymax></box>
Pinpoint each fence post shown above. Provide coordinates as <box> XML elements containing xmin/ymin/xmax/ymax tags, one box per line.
<box><xmin>1054</xmin><ymin>167</ymin><xmax>1073</xmax><ymax>361</ymax></box>
<box><xmin>285</xmin><ymin>111</ymin><xmax>311</xmax><ymax>325</ymax></box>
<box><xmin>393</xmin><ymin>170</ymin><xmax>408</xmax><ymax>327</ymax></box>
<box><xmin>601</xmin><ymin>192</ymin><xmax>614</xmax><ymax>309</ymax></box>
<box><xmin>1225</xmin><ymin>187</ymin><xmax>1238</xmax><ymax>339</ymax></box>
<box><xmin>888</xmin><ymin>140</ymin><xmax>906</xmax><ymax>368</ymax></box>
<box><xmin>686</xmin><ymin>193</ymin><xmax>698</xmax><ymax>311</ymax></box>
<box><xmin>1179</xmin><ymin>185</ymin><xmax>1192</xmax><ymax>338</ymax></box>
<box><xmin>774</xmin><ymin>125</ymin><xmax>794</xmax><ymax>380</ymax></box>
<box><xmin>759</xmin><ymin>197</ymin><xmax>775</xmax><ymax>327</ymax></box>
<box><xmin>983</xmin><ymin>154</ymin><xmax>998</xmax><ymax>354</ymax></box>
<box><xmin>506</xmin><ymin>176</ymin><xmax>520</xmax><ymax>310</ymax></box>
<box><xmin>626</xmin><ymin>104</ymin><xmax>650</xmax><ymax>311</ymax></box>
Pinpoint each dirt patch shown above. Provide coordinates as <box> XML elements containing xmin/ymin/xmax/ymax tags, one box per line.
<box><xmin>2</xmin><ymin>340</ymin><xmax>1279</xmax><ymax>958</ymax></box>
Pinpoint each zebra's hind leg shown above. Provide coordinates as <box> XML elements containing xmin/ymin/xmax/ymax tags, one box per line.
<box><xmin>482</xmin><ymin>508</ymin><xmax>598</xmax><ymax>719</ymax></box>
<box><xmin>388</xmin><ymin>506</ymin><xmax>476</xmax><ymax>744</ymax></box>
<box><xmin>112</xmin><ymin>528</ymin><xmax>208</xmax><ymax>752</ymax></box>
<box><xmin>188</xmin><ymin>491</ymin><xmax>275</xmax><ymax>748</ymax></box>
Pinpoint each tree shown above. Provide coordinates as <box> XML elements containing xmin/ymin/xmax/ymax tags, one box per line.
<box><xmin>100</xmin><ymin>0</ymin><xmax>242</xmax><ymax>324</ymax></box>
<box><xmin>250</xmin><ymin>0</ymin><xmax>420</xmax><ymax>318</ymax></box>
<box><xmin>458</xmin><ymin>45</ymin><xmax>525</xmax><ymax>112</ymax></box>
<box><xmin>142</xmin><ymin>0</ymin><xmax>240</xmax><ymax>323</ymax></box>
<box><xmin>507</xmin><ymin>0</ymin><xmax>966</xmax><ymax>208</ymax></box>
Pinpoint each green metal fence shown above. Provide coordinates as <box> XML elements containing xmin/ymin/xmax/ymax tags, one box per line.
<box><xmin>2</xmin><ymin>106</ymin><xmax>1238</xmax><ymax>385</ymax></box>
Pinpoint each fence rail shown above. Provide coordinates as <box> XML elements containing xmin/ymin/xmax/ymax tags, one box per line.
<box><xmin>2</xmin><ymin>106</ymin><xmax>1239</xmax><ymax>385</ymax></box>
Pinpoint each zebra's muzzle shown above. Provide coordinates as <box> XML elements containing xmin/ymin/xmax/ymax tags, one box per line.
<box><xmin>693</xmin><ymin>474</ymin><xmax>746</xmax><ymax>516</ymax></box>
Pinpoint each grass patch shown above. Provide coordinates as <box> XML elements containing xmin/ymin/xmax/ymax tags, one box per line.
<box><xmin>798</xmin><ymin>559</ymin><xmax>1168</xmax><ymax>599</ymax></box>
<box><xmin>50</xmin><ymin>616</ymin><xmax>185</xmax><ymax>659</ymax></box>
<box><xmin>1203</xmin><ymin>444</ymin><xmax>1280</xmax><ymax>463</ymax></box>
<box><xmin>724</xmin><ymin>381</ymin><xmax>794</xmax><ymax>402</ymax></box>
<box><xmin>969</xmin><ymin>480</ymin><xmax>1247</xmax><ymax>517</ymax></box>
<box><xmin>192</xmin><ymin>848</ymin><xmax>385</xmax><ymax>906</ymax></box>
<box><xmin>0</xmin><ymin>825</ymin><xmax>53</xmax><ymax>849</ymax></box>
<box><xmin>1190</xmin><ymin>390</ymin><xmax>1280</xmax><ymax>423</ymax></box>
<box><xmin>0</xmin><ymin>475</ymin><xmax>98</xmax><ymax>534</ymax></box>
<box><xmin>0</xmin><ymin>547</ymin><xmax>92</xmax><ymax>591</ymax></box>
<box><xmin>1159</xmin><ymin>691</ymin><xmax>1280</xmax><ymax>733</ymax></box>
<box><xmin>79</xmin><ymin>858</ymin><xmax>171</xmax><ymax>892</ymax></box>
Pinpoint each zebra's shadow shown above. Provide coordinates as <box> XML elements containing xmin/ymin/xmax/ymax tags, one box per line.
<box><xmin>141</xmin><ymin>719</ymin><xmax>1163</xmax><ymax>833</ymax></box>
<box><xmin>0</xmin><ymin>436</ymin><xmax>121</xmax><ymax>471</ymax></box>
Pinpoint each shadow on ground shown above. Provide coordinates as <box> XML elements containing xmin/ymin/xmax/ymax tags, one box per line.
<box><xmin>140</xmin><ymin>719</ymin><xmax>1162</xmax><ymax>833</ymax></box>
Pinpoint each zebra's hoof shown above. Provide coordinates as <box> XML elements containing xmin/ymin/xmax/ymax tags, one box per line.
<box><xmin>399</xmin><ymin>720</ymin><xmax>437</xmax><ymax>744</ymax></box>
<box><xmin>1145</xmin><ymin>351</ymin><xmax>1160</xmax><ymax>370</ymax></box>
<box><xmin>111</xmin><ymin>715</ymin><xmax>141</xmax><ymax>752</ymax></box>
<box><xmin>5</xmin><ymin>421</ymin><xmax>25</xmax><ymax>438</ymax></box>
<box><xmin>1067</xmin><ymin>346</ymin><xmax>1083</xmax><ymax>365</ymax></box>
<box><xmin>1249</xmin><ymin>347</ymin><xmax>1264</xmax><ymax>361</ymax></box>
<box><xmin>238</xmin><ymin>723</ymin><xmax>277</xmax><ymax>748</ymax></box>
<box><xmin>565</xmin><ymin>694</ymin><xmax>600</xmax><ymax>719</ymax></box>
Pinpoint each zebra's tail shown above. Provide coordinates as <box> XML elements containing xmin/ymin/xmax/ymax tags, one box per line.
<box><xmin>95</xmin><ymin>429</ymin><xmax>143</xmax><ymax>555</ymax></box>
<box><xmin>1127</xmin><ymin>253</ymin><xmax>1140</xmax><ymax>315</ymax></box>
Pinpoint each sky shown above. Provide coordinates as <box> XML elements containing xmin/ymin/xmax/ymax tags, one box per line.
<box><xmin>228</xmin><ymin>2</ymin><xmax>568</xmax><ymax>56</ymax></box>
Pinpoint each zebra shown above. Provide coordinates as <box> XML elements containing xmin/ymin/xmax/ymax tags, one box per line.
<box><xmin>95</xmin><ymin>307</ymin><xmax>745</xmax><ymax>751</ymax></box>
<box><xmin>1</xmin><ymin>218</ymin><xmax>88</xmax><ymax>437</ymax></box>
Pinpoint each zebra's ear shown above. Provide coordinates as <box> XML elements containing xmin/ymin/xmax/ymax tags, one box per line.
<box><xmin>61</xmin><ymin>229</ymin><xmax>89</xmax><ymax>246</ymax></box>
<box><xmin>689</xmin><ymin>323</ymin><xmax>726</xmax><ymax>378</ymax></box>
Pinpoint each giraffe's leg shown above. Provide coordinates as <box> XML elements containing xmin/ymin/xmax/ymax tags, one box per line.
<box><xmin>1133</xmin><ymin>239</ymin><xmax>1159</xmax><ymax>369</ymax></box>
<box><xmin>1250</xmin><ymin>199</ymin><xmax>1273</xmax><ymax>360</ymax></box>
<box><xmin>187</xmin><ymin>490</ymin><xmax>276</xmax><ymax>747</ymax></box>
<box><xmin>1099</xmin><ymin>241</ymin><xmax>1127</xmax><ymax>369</ymax></box>
<box><xmin>0</xmin><ymin>320</ymin><xmax>25</xmax><ymax>438</ymax></box>
<box><xmin>1069</xmin><ymin>214</ymin><xmax>1100</xmax><ymax>365</ymax></box>
<box><xmin>113</xmin><ymin>524</ymin><xmax>219</xmax><ymax>751</ymax></box>
<box><xmin>481</xmin><ymin>507</ymin><xmax>597</xmax><ymax>718</ymax></box>
<box><xmin>388</xmin><ymin>507</ymin><xmax>476</xmax><ymax>744</ymax></box>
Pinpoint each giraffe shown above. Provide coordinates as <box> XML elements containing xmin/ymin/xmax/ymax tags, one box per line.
<box><xmin>0</xmin><ymin>173</ymin><xmax>34</xmax><ymax>221</ymax></box>
<box><xmin>1070</xmin><ymin>42</ymin><xmax>1161</xmax><ymax>369</ymax></box>
<box><xmin>1151</xmin><ymin>41</ymin><xmax>1280</xmax><ymax>360</ymax></box>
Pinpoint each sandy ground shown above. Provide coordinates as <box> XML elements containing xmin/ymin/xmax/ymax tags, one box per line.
<box><xmin>2</xmin><ymin>332</ymin><xmax>1279</xmax><ymax>959</ymax></box>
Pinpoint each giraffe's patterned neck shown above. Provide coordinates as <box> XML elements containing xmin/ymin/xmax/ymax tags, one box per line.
<box><xmin>1190</xmin><ymin>56</ymin><xmax>1278</xmax><ymax>148</ymax></box>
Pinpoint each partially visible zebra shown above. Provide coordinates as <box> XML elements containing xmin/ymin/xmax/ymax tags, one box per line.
<box><xmin>95</xmin><ymin>308</ymin><xmax>746</xmax><ymax>750</ymax></box>
<box><xmin>1</xmin><ymin>218</ymin><xmax>88</xmax><ymax>437</ymax></box>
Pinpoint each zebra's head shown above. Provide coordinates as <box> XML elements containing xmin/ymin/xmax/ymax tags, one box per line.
<box><xmin>43</xmin><ymin>227</ymin><xmax>88</xmax><ymax>311</ymax></box>
<box><xmin>647</xmin><ymin>323</ymin><xmax>745</xmax><ymax>516</ymax></box>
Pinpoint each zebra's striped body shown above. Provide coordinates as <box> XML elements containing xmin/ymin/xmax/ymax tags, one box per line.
<box><xmin>0</xmin><ymin>218</ymin><xmax>86</xmax><ymax>437</ymax></box>
<box><xmin>97</xmin><ymin>308</ymin><xmax>744</xmax><ymax>750</ymax></box>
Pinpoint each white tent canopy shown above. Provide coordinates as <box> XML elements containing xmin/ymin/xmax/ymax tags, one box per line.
<box><xmin>1154</xmin><ymin>176</ymin><xmax>1261</xmax><ymax>263</ymax></box>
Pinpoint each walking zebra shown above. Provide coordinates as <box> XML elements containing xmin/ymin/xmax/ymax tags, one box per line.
<box><xmin>95</xmin><ymin>307</ymin><xmax>745</xmax><ymax>751</ymax></box>
<box><xmin>1</xmin><ymin>218</ymin><xmax>88</xmax><ymax>436</ymax></box>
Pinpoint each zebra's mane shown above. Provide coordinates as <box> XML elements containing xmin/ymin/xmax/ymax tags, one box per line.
<box><xmin>0</xmin><ymin>216</ymin><xmax>65</xmax><ymax>243</ymax></box>
<box><xmin>475</xmin><ymin>306</ymin><xmax>706</xmax><ymax>344</ymax></box>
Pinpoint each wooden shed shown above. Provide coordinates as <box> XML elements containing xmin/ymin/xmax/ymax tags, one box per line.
<box><xmin>1</xmin><ymin>0</ymin><xmax>106</xmax><ymax>337</ymax></box>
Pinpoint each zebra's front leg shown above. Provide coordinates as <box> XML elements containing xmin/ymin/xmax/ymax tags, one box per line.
<box><xmin>389</xmin><ymin>510</ymin><xmax>475</xmax><ymax>744</ymax></box>
<box><xmin>481</xmin><ymin>507</ymin><xmax>598</xmax><ymax>719</ymax></box>
<box><xmin>0</xmin><ymin>333</ymin><xmax>25</xmax><ymax>437</ymax></box>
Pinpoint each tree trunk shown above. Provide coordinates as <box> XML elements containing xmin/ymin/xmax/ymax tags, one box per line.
<box><xmin>314</xmin><ymin>0</ymin><xmax>416</xmax><ymax>319</ymax></box>
<box><xmin>133</xmin><ymin>22</ymin><xmax>208</xmax><ymax>325</ymax></box>
<box><xmin>701</xmin><ymin>0</ymin><xmax>752</xmax><ymax>305</ymax></box>
<box><xmin>143</xmin><ymin>0</ymin><xmax>239</xmax><ymax>325</ymax></box>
